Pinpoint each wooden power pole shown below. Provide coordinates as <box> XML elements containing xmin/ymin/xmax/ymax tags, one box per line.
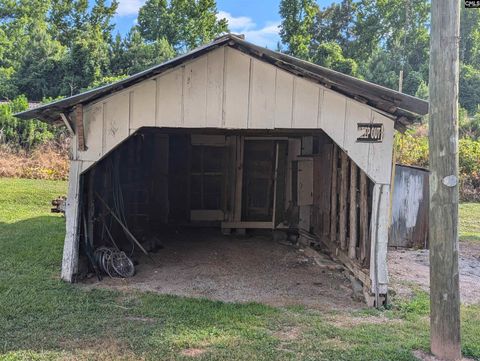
<box><xmin>429</xmin><ymin>0</ymin><xmax>461</xmax><ymax>360</ymax></box>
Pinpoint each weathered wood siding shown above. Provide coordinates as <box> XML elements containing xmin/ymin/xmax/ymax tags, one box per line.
<box><xmin>76</xmin><ymin>46</ymin><xmax>394</xmax><ymax>185</ymax></box>
<box><xmin>390</xmin><ymin>164</ymin><xmax>429</xmax><ymax>249</ymax></box>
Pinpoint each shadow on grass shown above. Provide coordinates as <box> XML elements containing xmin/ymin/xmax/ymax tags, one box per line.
<box><xmin>0</xmin><ymin>216</ymin><xmax>281</xmax><ymax>359</ymax></box>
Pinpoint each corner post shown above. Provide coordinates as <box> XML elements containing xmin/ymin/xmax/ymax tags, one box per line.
<box><xmin>369</xmin><ymin>183</ymin><xmax>390</xmax><ymax>303</ymax></box>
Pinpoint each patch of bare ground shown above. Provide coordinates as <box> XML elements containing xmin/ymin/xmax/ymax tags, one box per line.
<box><xmin>180</xmin><ymin>348</ymin><xmax>207</xmax><ymax>357</ymax></box>
<box><xmin>388</xmin><ymin>241</ymin><xmax>480</xmax><ymax>304</ymax></box>
<box><xmin>413</xmin><ymin>350</ymin><xmax>475</xmax><ymax>361</ymax></box>
<box><xmin>273</xmin><ymin>326</ymin><xmax>303</xmax><ymax>341</ymax></box>
<box><xmin>84</xmin><ymin>229</ymin><xmax>364</xmax><ymax>310</ymax></box>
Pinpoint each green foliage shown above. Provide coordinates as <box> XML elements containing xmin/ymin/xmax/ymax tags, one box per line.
<box><xmin>279</xmin><ymin>0</ymin><xmax>318</xmax><ymax>60</ymax></box>
<box><xmin>395</xmin><ymin>129</ymin><xmax>429</xmax><ymax>167</ymax></box>
<box><xmin>313</xmin><ymin>42</ymin><xmax>358</xmax><ymax>75</ymax></box>
<box><xmin>0</xmin><ymin>96</ymin><xmax>55</xmax><ymax>149</ymax></box>
<box><xmin>137</xmin><ymin>0</ymin><xmax>228</xmax><ymax>52</ymax></box>
<box><xmin>395</xmin><ymin>124</ymin><xmax>480</xmax><ymax>201</ymax></box>
<box><xmin>460</xmin><ymin>64</ymin><xmax>480</xmax><ymax>114</ymax></box>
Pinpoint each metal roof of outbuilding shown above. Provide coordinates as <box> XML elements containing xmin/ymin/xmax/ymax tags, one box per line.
<box><xmin>16</xmin><ymin>34</ymin><xmax>428</xmax><ymax>131</ymax></box>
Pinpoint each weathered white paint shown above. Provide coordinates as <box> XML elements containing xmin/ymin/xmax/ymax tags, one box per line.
<box><xmin>157</xmin><ymin>67</ymin><xmax>184</xmax><ymax>127</ymax></box>
<box><xmin>369</xmin><ymin>183</ymin><xmax>390</xmax><ymax>294</ymax></box>
<box><xmin>103</xmin><ymin>92</ymin><xmax>129</xmax><ymax>152</ymax></box>
<box><xmin>76</xmin><ymin>46</ymin><xmax>394</xmax><ymax>185</ymax></box>
<box><xmin>131</xmin><ymin>79</ymin><xmax>156</xmax><ymax>129</ymax></box>
<box><xmin>249</xmin><ymin>59</ymin><xmax>276</xmax><ymax>129</ymax></box>
<box><xmin>67</xmin><ymin>44</ymin><xmax>398</xmax><ymax>291</ymax></box>
<box><xmin>61</xmin><ymin>160</ymin><xmax>82</xmax><ymax>282</ymax></box>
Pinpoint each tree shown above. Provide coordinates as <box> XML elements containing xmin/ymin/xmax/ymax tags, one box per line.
<box><xmin>313</xmin><ymin>42</ymin><xmax>358</xmax><ymax>75</ymax></box>
<box><xmin>137</xmin><ymin>0</ymin><xmax>227</xmax><ymax>52</ymax></box>
<box><xmin>460</xmin><ymin>7</ymin><xmax>480</xmax><ymax>67</ymax></box>
<box><xmin>279</xmin><ymin>0</ymin><xmax>318</xmax><ymax>60</ymax></box>
<box><xmin>460</xmin><ymin>64</ymin><xmax>480</xmax><ymax>114</ymax></box>
<box><xmin>111</xmin><ymin>27</ymin><xmax>175</xmax><ymax>76</ymax></box>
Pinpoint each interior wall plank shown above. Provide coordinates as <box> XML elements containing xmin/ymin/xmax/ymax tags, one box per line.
<box><xmin>249</xmin><ymin>59</ymin><xmax>276</xmax><ymax>129</ymax></box>
<box><xmin>292</xmin><ymin>77</ymin><xmax>319</xmax><ymax>128</ymax></box>
<box><xmin>339</xmin><ymin>150</ymin><xmax>349</xmax><ymax>250</ymax></box>
<box><xmin>349</xmin><ymin>161</ymin><xmax>358</xmax><ymax>259</ymax></box>
<box><xmin>184</xmin><ymin>56</ymin><xmax>208</xmax><ymax>127</ymax></box>
<box><xmin>359</xmin><ymin>170</ymin><xmax>369</xmax><ymax>264</ymax></box>
<box><xmin>330</xmin><ymin>144</ymin><xmax>338</xmax><ymax>244</ymax></box>
<box><xmin>274</xmin><ymin>69</ymin><xmax>294</xmax><ymax>128</ymax></box>
<box><xmin>206</xmin><ymin>47</ymin><xmax>225</xmax><ymax>128</ymax></box>
<box><xmin>156</xmin><ymin>67</ymin><xmax>184</xmax><ymax>127</ymax></box>
<box><xmin>223</xmin><ymin>48</ymin><xmax>250</xmax><ymax>128</ymax></box>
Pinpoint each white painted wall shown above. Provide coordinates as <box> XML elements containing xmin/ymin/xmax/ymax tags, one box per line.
<box><xmin>77</xmin><ymin>45</ymin><xmax>394</xmax><ymax>185</ymax></box>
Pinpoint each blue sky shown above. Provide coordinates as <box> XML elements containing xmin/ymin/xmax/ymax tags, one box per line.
<box><xmin>112</xmin><ymin>0</ymin><xmax>334</xmax><ymax>48</ymax></box>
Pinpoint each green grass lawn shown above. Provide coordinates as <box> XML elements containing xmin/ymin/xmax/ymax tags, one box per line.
<box><xmin>0</xmin><ymin>177</ymin><xmax>479</xmax><ymax>361</ymax></box>
<box><xmin>460</xmin><ymin>203</ymin><xmax>480</xmax><ymax>242</ymax></box>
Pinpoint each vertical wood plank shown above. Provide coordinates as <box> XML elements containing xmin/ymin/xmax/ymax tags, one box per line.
<box><xmin>339</xmin><ymin>150</ymin><xmax>349</xmax><ymax>250</ymax></box>
<box><xmin>349</xmin><ymin>161</ymin><xmax>358</xmax><ymax>259</ymax></box>
<box><xmin>330</xmin><ymin>144</ymin><xmax>338</xmax><ymax>244</ymax></box>
<box><xmin>359</xmin><ymin>170</ymin><xmax>369</xmax><ymax>264</ymax></box>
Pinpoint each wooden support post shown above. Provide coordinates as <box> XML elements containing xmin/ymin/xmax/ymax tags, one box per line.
<box><xmin>73</xmin><ymin>104</ymin><xmax>86</xmax><ymax>151</ymax></box>
<box><xmin>61</xmin><ymin>160</ymin><xmax>82</xmax><ymax>282</ymax></box>
<box><xmin>429</xmin><ymin>0</ymin><xmax>461</xmax><ymax>359</ymax></box>
<box><xmin>339</xmin><ymin>151</ymin><xmax>348</xmax><ymax>250</ymax></box>
<box><xmin>359</xmin><ymin>171</ymin><xmax>368</xmax><ymax>264</ymax></box>
<box><xmin>330</xmin><ymin>145</ymin><xmax>338</xmax><ymax>244</ymax></box>
<box><xmin>349</xmin><ymin>162</ymin><xmax>358</xmax><ymax>259</ymax></box>
<box><xmin>369</xmin><ymin>184</ymin><xmax>390</xmax><ymax>299</ymax></box>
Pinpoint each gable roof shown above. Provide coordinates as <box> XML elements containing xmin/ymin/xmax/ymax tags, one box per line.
<box><xmin>15</xmin><ymin>34</ymin><xmax>428</xmax><ymax>130</ymax></box>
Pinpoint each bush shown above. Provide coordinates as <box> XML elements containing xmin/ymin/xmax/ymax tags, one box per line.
<box><xmin>396</xmin><ymin>125</ymin><xmax>480</xmax><ymax>202</ymax></box>
<box><xmin>0</xmin><ymin>142</ymin><xmax>69</xmax><ymax>180</ymax></box>
<box><xmin>0</xmin><ymin>95</ymin><xmax>63</xmax><ymax>150</ymax></box>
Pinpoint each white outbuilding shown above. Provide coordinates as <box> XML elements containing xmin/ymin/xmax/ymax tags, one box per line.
<box><xmin>17</xmin><ymin>34</ymin><xmax>428</xmax><ymax>306</ymax></box>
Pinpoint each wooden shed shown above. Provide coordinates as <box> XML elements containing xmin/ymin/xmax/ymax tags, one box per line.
<box><xmin>17</xmin><ymin>34</ymin><xmax>428</xmax><ymax>305</ymax></box>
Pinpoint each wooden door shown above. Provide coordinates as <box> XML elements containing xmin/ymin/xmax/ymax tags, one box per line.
<box><xmin>242</xmin><ymin>140</ymin><xmax>276</xmax><ymax>221</ymax></box>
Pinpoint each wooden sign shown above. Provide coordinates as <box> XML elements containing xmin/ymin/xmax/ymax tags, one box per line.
<box><xmin>356</xmin><ymin>123</ymin><xmax>384</xmax><ymax>143</ymax></box>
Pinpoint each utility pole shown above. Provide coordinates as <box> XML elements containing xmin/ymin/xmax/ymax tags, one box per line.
<box><xmin>428</xmin><ymin>0</ymin><xmax>461</xmax><ymax>360</ymax></box>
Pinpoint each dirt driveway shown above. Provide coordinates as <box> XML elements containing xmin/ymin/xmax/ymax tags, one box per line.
<box><xmin>388</xmin><ymin>241</ymin><xmax>480</xmax><ymax>304</ymax></box>
<box><xmin>85</xmin><ymin>228</ymin><xmax>363</xmax><ymax>310</ymax></box>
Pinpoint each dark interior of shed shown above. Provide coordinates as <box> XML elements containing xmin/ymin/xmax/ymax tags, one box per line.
<box><xmin>76</xmin><ymin>127</ymin><xmax>374</xmax><ymax>284</ymax></box>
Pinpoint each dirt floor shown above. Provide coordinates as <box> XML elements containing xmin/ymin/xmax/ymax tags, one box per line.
<box><xmin>388</xmin><ymin>241</ymin><xmax>480</xmax><ymax>304</ymax></box>
<box><xmin>84</xmin><ymin>228</ymin><xmax>364</xmax><ymax>310</ymax></box>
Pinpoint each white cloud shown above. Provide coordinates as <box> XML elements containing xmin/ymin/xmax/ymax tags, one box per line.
<box><xmin>216</xmin><ymin>11</ymin><xmax>255</xmax><ymax>31</ymax></box>
<box><xmin>243</xmin><ymin>22</ymin><xmax>281</xmax><ymax>48</ymax></box>
<box><xmin>116</xmin><ymin>0</ymin><xmax>145</xmax><ymax>17</ymax></box>
<box><xmin>217</xmin><ymin>11</ymin><xmax>280</xmax><ymax>48</ymax></box>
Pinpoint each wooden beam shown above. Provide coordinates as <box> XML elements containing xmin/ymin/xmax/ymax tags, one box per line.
<box><xmin>221</xmin><ymin>221</ymin><xmax>273</xmax><ymax>229</ymax></box>
<box><xmin>428</xmin><ymin>0</ymin><xmax>461</xmax><ymax>359</ymax></box>
<box><xmin>339</xmin><ymin>151</ymin><xmax>349</xmax><ymax>250</ymax></box>
<box><xmin>349</xmin><ymin>161</ymin><xmax>358</xmax><ymax>260</ymax></box>
<box><xmin>359</xmin><ymin>171</ymin><xmax>368</xmax><ymax>264</ymax></box>
<box><xmin>73</xmin><ymin>104</ymin><xmax>86</xmax><ymax>151</ymax></box>
<box><xmin>330</xmin><ymin>145</ymin><xmax>338</xmax><ymax>244</ymax></box>
<box><xmin>60</xmin><ymin>113</ymin><xmax>75</xmax><ymax>135</ymax></box>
